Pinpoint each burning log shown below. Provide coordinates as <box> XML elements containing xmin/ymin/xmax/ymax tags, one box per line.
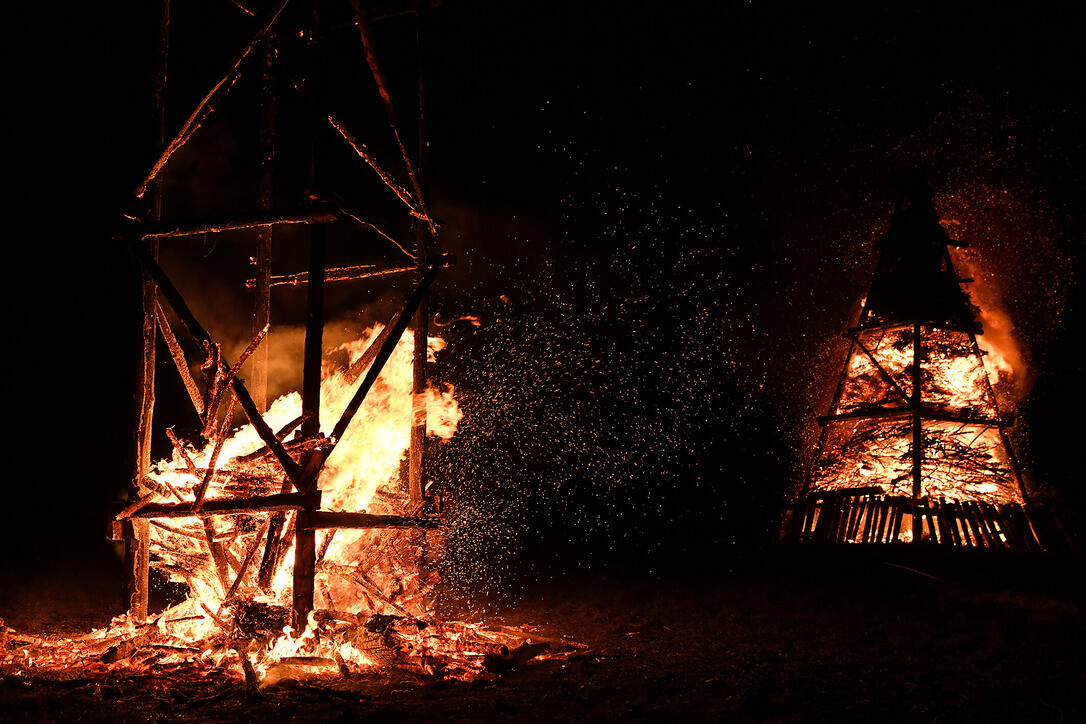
<box><xmin>320</xmin><ymin>563</ymin><xmax>412</xmax><ymax>617</ymax></box>
<box><xmin>154</xmin><ymin>300</ymin><xmax>205</xmax><ymax>416</ymax></box>
<box><xmin>224</xmin><ymin>519</ymin><xmax>271</xmax><ymax>601</ymax></box>
<box><xmin>324</xmin><ymin>263</ymin><xmax>440</xmax><ymax>458</ymax></box>
<box><xmin>203</xmin><ymin>518</ymin><xmax>232</xmax><ymax>595</ymax></box>
<box><xmin>344</xmin><ymin>319</ymin><xmax>395</xmax><ymax>384</ymax></box>
<box><xmin>165</xmin><ymin>428</ymin><xmax>201</xmax><ymax>479</ymax></box>
<box><xmin>194</xmin><ymin>390</ymin><xmax>239</xmax><ymax>509</ymax></box>
<box><xmin>101</xmin><ymin>627</ymin><xmax>160</xmax><ymax>664</ymax></box>
<box><xmin>235</xmin><ymin>414</ymin><xmax>308</xmax><ymax>463</ymax></box>
<box><xmin>233</xmin><ymin>434</ymin><xmax>330</xmax><ymax>466</ymax></box>
<box><xmin>235</xmin><ymin>646</ymin><xmax>261</xmax><ymax>699</ymax></box>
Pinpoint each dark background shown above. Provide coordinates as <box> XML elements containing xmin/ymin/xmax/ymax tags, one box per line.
<box><xmin>3</xmin><ymin>1</ymin><xmax>1082</xmax><ymax>594</ymax></box>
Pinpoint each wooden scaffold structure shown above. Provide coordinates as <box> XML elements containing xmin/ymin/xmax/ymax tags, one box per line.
<box><xmin>111</xmin><ymin>0</ymin><xmax>451</xmax><ymax>627</ymax></box>
<box><xmin>783</xmin><ymin>171</ymin><xmax>1044</xmax><ymax>550</ymax></box>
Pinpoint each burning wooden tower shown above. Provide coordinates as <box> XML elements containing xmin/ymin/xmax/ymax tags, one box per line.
<box><xmin>111</xmin><ymin>0</ymin><xmax>455</xmax><ymax>630</ymax></box>
<box><xmin>786</xmin><ymin>171</ymin><xmax>1042</xmax><ymax>548</ymax></box>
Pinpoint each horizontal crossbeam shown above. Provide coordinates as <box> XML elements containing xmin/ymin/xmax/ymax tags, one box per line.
<box><xmin>302</xmin><ymin>511</ymin><xmax>440</xmax><ymax>529</ymax></box>
<box><xmin>131</xmin><ymin>207</ymin><xmax>338</xmax><ymax>240</ymax></box>
<box><xmin>121</xmin><ymin>491</ymin><xmax>320</xmax><ymax>519</ymax></box>
<box><xmin>818</xmin><ymin>406</ymin><xmax>1005</xmax><ymax>427</ymax></box>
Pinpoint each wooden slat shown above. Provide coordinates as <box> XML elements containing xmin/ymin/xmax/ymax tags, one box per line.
<box><xmin>970</xmin><ymin>502</ymin><xmax>991</xmax><ymax>546</ymax></box>
<box><xmin>861</xmin><ymin>496</ymin><xmax>876</xmax><ymax>543</ymax></box>
<box><xmin>924</xmin><ymin>505</ymin><xmax>939</xmax><ymax>544</ymax></box>
<box><xmin>980</xmin><ymin>502</ymin><xmax>1006</xmax><ymax>548</ymax></box>
<box><xmin>889</xmin><ymin>499</ymin><xmax>904</xmax><ymax>543</ymax></box>
<box><xmin>876</xmin><ymin>498</ymin><xmax>890</xmax><ymax>543</ymax></box>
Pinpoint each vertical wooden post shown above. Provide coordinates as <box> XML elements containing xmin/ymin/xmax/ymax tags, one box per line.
<box><xmin>293</xmin><ymin>3</ymin><xmax>321</xmax><ymax>627</ymax></box>
<box><xmin>127</xmin><ymin>0</ymin><xmax>170</xmax><ymax>622</ymax></box>
<box><xmin>910</xmin><ymin>321</ymin><xmax>923</xmax><ymax>542</ymax></box>
<box><xmin>408</xmin><ymin>265</ymin><xmax>427</xmax><ymax>504</ymax></box>
<box><xmin>252</xmin><ymin>32</ymin><xmax>275</xmax><ymax>413</ymax></box>
<box><xmin>293</xmin><ymin>222</ymin><xmax>323</xmax><ymax>626</ymax></box>
<box><xmin>408</xmin><ymin>6</ymin><xmax>429</xmax><ymax>506</ymax></box>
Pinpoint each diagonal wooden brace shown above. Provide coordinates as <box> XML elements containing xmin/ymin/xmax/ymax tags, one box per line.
<box><xmin>129</xmin><ymin>240</ymin><xmax>304</xmax><ymax>487</ymax></box>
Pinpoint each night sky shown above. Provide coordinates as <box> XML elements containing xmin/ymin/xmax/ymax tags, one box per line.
<box><xmin>4</xmin><ymin>1</ymin><xmax>1082</xmax><ymax>586</ymax></box>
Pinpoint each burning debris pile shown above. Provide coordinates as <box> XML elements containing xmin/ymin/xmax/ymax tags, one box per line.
<box><xmin>1</xmin><ymin>325</ymin><xmax>578</xmax><ymax>687</ymax></box>
<box><xmin>787</xmin><ymin>173</ymin><xmax>1042</xmax><ymax>548</ymax></box>
<box><xmin>139</xmin><ymin>325</ymin><xmax>458</xmax><ymax>627</ymax></box>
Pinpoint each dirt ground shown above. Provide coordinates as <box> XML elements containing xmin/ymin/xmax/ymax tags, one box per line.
<box><xmin>2</xmin><ymin>545</ymin><xmax>1083</xmax><ymax>722</ymax></box>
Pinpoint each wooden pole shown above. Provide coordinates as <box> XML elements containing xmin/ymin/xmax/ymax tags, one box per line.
<box><xmin>910</xmin><ymin>321</ymin><xmax>923</xmax><ymax>542</ymax></box>
<box><xmin>127</xmin><ymin>0</ymin><xmax>170</xmax><ymax>623</ymax></box>
<box><xmin>351</xmin><ymin>0</ymin><xmax>436</xmax><ymax>235</ymax></box>
<box><xmin>293</xmin><ymin>4</ymin><xmax>323</xmax><ymax>627</ymax></box>
<box><xmin>153</xmin><ymin>300</ymin><xmax>205</xmax><ymax>416</ymax></box>
<box><xmin>134</xmin><ymin>0</ymin><xmax>292</xmax><ymax>198</ymax></box>
<box><xmin>252</xmin><ymin>31</ymin><xmax>275</xmax><ymax>413</ymax></box>
<box><xmin>408</xmin><ymin>4</ymin><xmax>429</xmax><ymax>505</ymax></box>
<box><xmin>293</xmin><ymin>218</ymin><xmax>323</xmax><ymax>626</ymax></box>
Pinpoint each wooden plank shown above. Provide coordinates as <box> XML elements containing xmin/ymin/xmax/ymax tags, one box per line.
<box><xmin>827</xmin><ymin>497</ymin><xmax>846</xmax><ymax>541</ymax></box>
<box><xmin>861</xmin><ymin>496</ymin><xmax>876</xmax><ymax>543</ymax></box>
<box><xmin>978</xmin><ymin>502</ymin><xmax>1005</xmax><ymax>548</ymax></box>
<box><xmin>250</xmin><ymin>263</ymin><xmax>415</xmax><ymax>288</ymax></box>
<box><xmin>937</xmin><ymin>497</ymin><xmax>954</xmax><ymax>547</ymax></box>
<box><xmin>409</xmin><ymin>262</ymin><xmax>428</xmax><ymax>505</ymax></box>
<box><xmin>802</xmin><ymin>500</ymin><xmax>816</xmax><ymax>540</ymax></box>
<box><xmin>924</xmin><ymin>505</ymin><xmax>939</xmax><ymax>544</ymax></box>
<box><xmin>154</xmin><ymin>300</ymin><xmax>204</xmax><ymax>415</ymax></box>
<box><xmin>125</xmin><ymin>492</ymin><xmax>315</xmax><ymax>519</ymax></box>
<box><xmin>946</xmin><ymin>503</ymin><xmax>964</xmax><ymax>546</ymax></box>
<box><xmin>875</xmin><ymin>498</ymin><xmax>890</xmax><ymax>543</ymax></box>
<box><xmin>957</xmin><ymin>503</ymin><xmax>975</xmax><ymax>547</ymax></box>
<box><xmin>814</xmin><ymin>499</ymin><xmax>835</xmax><ymax>541</ymax></box>
<box><xmin>126</xmin><ymin>0</ymin><xmax>171</xmax><ymax>624</ymax></box>
<box><xmin>965</xmin><ymin>501</ymin><xmax>993</xmax><ymax>547</ymax></box>
<box><xmin>889</xmin><ymin>498</ymin><xmax>905</xmax><ymax>543</ymax></box>
<box><xmin>846</xmin><ymin>496</ymin><xmax>866</xmax><ymax>541</ymax></box>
